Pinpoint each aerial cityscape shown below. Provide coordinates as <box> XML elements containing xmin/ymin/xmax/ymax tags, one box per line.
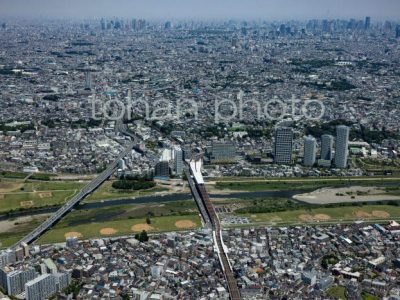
<box><xmin>0</xmin><ymin>0</ymin><xmax>400</xmax><ymax>299</ymax></box>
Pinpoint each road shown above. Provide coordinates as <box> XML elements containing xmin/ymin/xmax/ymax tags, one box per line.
<box><xmin>11</xmin><ymin>142</ymin><xmax>134</xmax><ymax>249</ymax></box>
<box><xmin>116</xmin><ymin>122</ymin><xmax>158</xmax><ymax>164</ymax></box>
<box><xmin>10</xmin><ymin>118</ymin><xmax>153</xmax><ymax>249</ymax></box>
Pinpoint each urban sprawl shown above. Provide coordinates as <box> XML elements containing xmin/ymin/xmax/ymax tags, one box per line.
<box><xmin>0</xmin><ymin>16</ymin><xmax>400</xmax><ymax>300</ymax></box>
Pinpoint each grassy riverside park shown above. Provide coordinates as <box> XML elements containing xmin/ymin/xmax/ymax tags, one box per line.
<box><xmin>237</xmin><ymin>204</ymin><xmax>400</xmax><ymax>224</ymax></box>
<box><xmin>0</xmin><ymin>178</ymin><xmax>168</xmax><ymax>214</ymax></box>
<box><xmin>0</xmin><ymin>215</ymin><xmax>48</xmax><ymax>249</ymax></box>
<box><xmin>1</xmin><ymin>199</ymin><xmax>400</xmax><ymax>248</ymax></box>
<box><xmin>38</xmin><ymin>214</ymin><xmax>202</xmax><ymax>244</ymax></box>
<box><xmin>1</xmin><ymin>175</ymin><xmax>400</xmax><ymax>248</ymax></box>
<box><xmin>1</xmin><ymin>175</ymin><xmax>399</xmax><ymax>214</ymax></box>
<box><xmin>0</xmin><ymin>213</ymin><xmax>202</xmax><ymax>248</ymax></box>
<box><xmin>0</xmin><ymin>201</ymin><xmax>201</xmax><ymax>248</ymax></box>
<box><xmin>0</xmin><ymin>180</ymin><xmax>85</xmax><ymax>213</ymax></box>
<box><xmin>213</xmin><ymin>177</ymin><xmax>400</xmax><ymax>192</ymax></box>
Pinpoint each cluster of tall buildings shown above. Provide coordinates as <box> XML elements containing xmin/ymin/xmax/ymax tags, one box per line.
<box><xmin>274</xmin><ymin>125</ymin><xmax>350</xmax><ymax>168</ymax></box>
<box><xmin>154</xmin><ymin>147</ymin><xmax>184</xmax><ymax>178</ymax></box>
<box><xmin>304</xmin><ymin>125</ymin><xmax>349</xmax><ymax>168</ymax></box>
<box><xmin>100</xmin><ymin>18</ymin><xmax>147</xmax><ymax>31</ymax></box>
<box><xmin>0</xmin><ymin>266</ymin><xmax>70</xmax><ymax>300</ymax></box>
<box><xmin>0</xmin><ymin>242</ymin><xmax>70</xmax><ymax>299</ymax></box>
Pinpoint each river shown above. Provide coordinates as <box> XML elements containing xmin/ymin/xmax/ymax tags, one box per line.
<box><xmin>0</xmin><ymin>189</ymin><xmax>304</xmax><ymax>221</ymax></box>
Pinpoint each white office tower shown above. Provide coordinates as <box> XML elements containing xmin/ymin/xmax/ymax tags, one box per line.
<box><xmin>303</xmin><ymin>136</ymin><xmax>316</xmax><ymax>166</ymax></box>
<box><xmin>335</xmin><ymin>125</ymin><xmax>350</xmax><ymax>168</ymax></box>
<box><xmin>118</xmin><ymin>158</ymin><xmax>127</xmax><ymax>171</ymax></box>
<box><xmin>274</xmin><ymin>127</ymin><xmax>293</xmax><ymax>164</ymax></box>
<box><xmin>174</xmin><ymin>148</ymin><xmax>183</xmax><ymax>175</ymax></box>
<box><xmin>321</xmin><ymin>134</ymin><xmax>334</xmax><ymax>161</ymax></box>
<box><xmin>25</xmin><ymin>274</ymin><xmax>56</xmax><ymax>300</ymax></box>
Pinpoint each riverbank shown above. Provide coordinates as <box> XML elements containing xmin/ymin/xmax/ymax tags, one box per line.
<box><xmin>293</xmin><ymin>186</ymin><xmax>400</xmax><ymax>204</ymax></box>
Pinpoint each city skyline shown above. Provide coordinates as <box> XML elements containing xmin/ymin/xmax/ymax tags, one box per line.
<box><xmin>0</xmin><ymin>0</ymin><xmax>400</xmax><ymax>21</ymax></box>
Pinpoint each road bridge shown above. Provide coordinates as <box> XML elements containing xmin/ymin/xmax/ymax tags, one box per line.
<box><xmin>11</xmin><ymin>142</ymin><xmax>134</xmax><ymax>249</ymax></box>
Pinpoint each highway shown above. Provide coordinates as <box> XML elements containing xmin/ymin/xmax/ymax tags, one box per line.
<box><xmin>188</xmin><ymin>159</ymin><xmax>241</xmax><ymax>300</ymax></box>
<box><xmin>11</xmin><ymin>142</ymin><xmax>134</xmax><ymax>249</ymax></box>
<box><xmin>116</xmin><ymin>122</ymin><xmax>158</xmax><ymax>163</ymax></box>
<box><xmin>10</xmin><ymin>119</ymin><xmax>153</xmax><ymax>249</ymax></box>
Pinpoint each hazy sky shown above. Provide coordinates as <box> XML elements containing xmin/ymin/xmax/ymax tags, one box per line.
<box><xmin>1</xmin><ymin>0</ymin><xmax>400</xmax><ymax>21</ymax></box>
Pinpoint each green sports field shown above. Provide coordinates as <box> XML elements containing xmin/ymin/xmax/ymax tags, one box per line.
<box><xmin>0</xmin><ymin>201</ymin><xmax>201</xmax><ymax>248</ymax></box>
<box><xmin>237</xmin><ymin>204</ymin><xmax>400</xmax><ymax>225</ymax></box>
<box><xmin>0</xmin><ymin>178</ymin><xmax>167</xmax><ymax>213</ymax></box>
<box><xmin>38</xmin><ymin>214</ymin><xmax>202</xmax><ymax>244</ymax></box>
<box><xmin>0</xmin><ymin>180</ymin><xmax>85</xmax><ymax>213</ymax></box>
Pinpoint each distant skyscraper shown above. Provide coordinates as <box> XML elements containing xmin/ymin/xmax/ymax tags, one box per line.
<box><xmin>174</xmin><ymin>148</ymin><xmax>183</xmax><ymax>175</ymax></box>
<box><xmin>321</xmin><ymin>134</ymin><xmax>334</xmax><ymax>161</ymax></box>
<box><xmin>365</xmin><ymin>16</ymin><xmax>371</xmax><ymax>30</ymax></box>
<box><xmin>25</xmin><ymin>274</ymin><xmax>56</xmax><ymax>300</ymax></box>
<box><xmin>303</xmin><ymin>136</ymin><xmax>316</xmax><ymax>167</ymax></box>
<box><xmin>322</xmin><ymin>19</ymin><xmax>330</xmax><ymax>32</ymax></box>
<box><xmin>114</xmin><ymin>20</ymin><xmax>122</xmax><ymax>30</ymax></box>
<box><xmin>164</xmin><ymin>21</ymin><xmax>172</xmax><ymax>30</ymax></box>
<box><xmin>335</xmin><ymin>125</ymin><xmax>350</xmax><ymax>168</ymax></box>
<box><xmin>279</xmin><ymin>24</ymin><xmax>286</xmax><ymax>35</ymax></box>
<box><xmin>100</xmin><ymin>18</ymin><xmax>106</xmax><ymax>30</ymax></box>
<box><xmin>396</xmin><ymin>25</ymin><xmax>400</xmax><ymax>38</ymax></box>
<box><xmin>84</xmin><ymin>70</ymin><xmax>92</xmax><ymax>90</ymax></box>
<box><xmin>138</xmin><ymin>19</ymin><xmax>146</xmax><ymax>30</ymax></box>
<box><xmin>131</xmin><ymin>19</ymin><xmax>137</xmax><ymax>31</ymax></box>
<box><xmin>274</xmin><ymin>127</ymin><xmax>293</xmax><ymax>164</ymax></box>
